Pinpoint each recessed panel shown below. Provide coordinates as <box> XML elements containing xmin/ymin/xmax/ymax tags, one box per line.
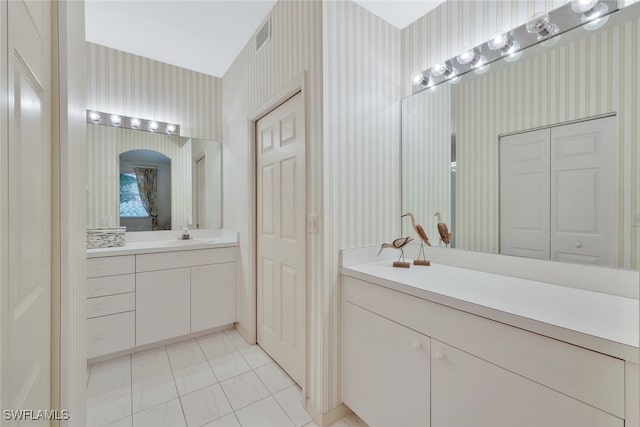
<box><xmin>555</xmin><ymin>253</ymin><xmax>599</xmax><ymax>265</ymax></box>
<box><xmin>281</xmin><ymin>264</ymin><xmax>296</xmax><ymax>349</ymax></box>
<box><xmin>261</xmin><ymin>165</ymin><xmax>274</xmax><ymax>236</ymax></box>
<box><xmin>555</xmin><ymin>169</ymin><xmax>598</xmax><ymax>234</ymax></box>
<box><xmin>280</xmin><ymin>114</ymin><xmax>296</xmax><ymax>146</ymax></box>
<box><xmin>556</xmin><ymin>134</ymin><xmax>597</xmax><ymax>159</ymax></box>
<box><xmin>261</xmin><ymin>127</ymin><xmax>273</xmax><ymax>153</ymax></box>
<box><xmin>509</xmin><ymin>247</ymin><xmax>548</xmax><ymax>260</ymax></box>
<box><xmin>262</xmin><ymin>258</ymin><xmax>275</xmax><ymax>332</ymax></box>
<box><xmin>281</xmin><ymin>157</ymin><xmax>296</xmax><ymax>240</ymax></box>
<box><xmin>513</xmin><ymin>140</ymin><xmax>545</xmax><ymax>162</ymax></box>
<box><xmin>508</xmin><ymin>173</ymin><xmax>546</xmax><ymax>231</ymax></box>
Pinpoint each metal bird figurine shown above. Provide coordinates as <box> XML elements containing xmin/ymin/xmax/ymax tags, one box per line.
<box><xmin>377</xmin><ymin>236</ymin><xmax>414</xmax><ymax>268</ymax></box>
<box><xmin>435</xmin><ymin>211</ymin><xmax>453</xmax><ymax>247</ymax></box>
<box><xmin>402</xmin><ymin>213</ymin><xmax>431</xmax><ymax>266</ymax></box>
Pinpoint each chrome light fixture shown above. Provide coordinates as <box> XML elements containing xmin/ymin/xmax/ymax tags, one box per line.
<box><xmin>88</xmin><ymin>111</ymin><xmax>101</xmax><ymax>123</ymax></box>
<box><xmin>572</xmin><ymin>0</ymin><xmax>609</xmax><ymax>28</ymax></box>
<box><xmin>432</xmin><ymin>62</ymin><xmax>457</xmax><ymax>80</ymax></box>
<box><xmin>166</xmin><ymin>124</ymin><xmax>176</xmax><ymax>134</ymax></box>
<box><xmin>526</xmin><ymin>12</ymin><xmax>559</xmax><ymax>40</ymax></box>
<box><xmin>86</xmin><ymin>110</ymin><xmax>180</xmax><ymax>136</ymax></box>
<box><xmin>149</xmin><ymin>121</ymin><xmax>159</xmax><ymax>132</ymax></box>
<box><xmin>411</xmin><ymin>72</ymin><xmax>429</xmax><ymax>87</ymax></box>
<box><xmin>130</xmin><ymin>118</ymin><xmax>141</xmax><ymax>129</ymax></box>
<box><xmin>110</xmin><ymin>114</ymin><xmax>122</xmax><ymax>126</ymax></box>
<box><xmin>488</xmin><ymin>33</ymin><xmax>520</xmax><ymax>55</ymax></box>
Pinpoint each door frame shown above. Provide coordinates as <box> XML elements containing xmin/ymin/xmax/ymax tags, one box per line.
<box><xmin>247</xmin><ymin>72</ymin><xmax>309</xmax><ymax>400</ymax></box>
<box><xmin>194</xmin><ymin>154</ymin><xmax>206</xmax><ymax>229</ymax></box>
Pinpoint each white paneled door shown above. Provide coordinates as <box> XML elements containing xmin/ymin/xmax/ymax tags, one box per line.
<box><xmin>4</xmin><ymin>0</ymin><xmax>52</xmax><ymax>419</ymax></box>
<box><xmin>550</xmin><ymin>117</ymin><xmax>617</xmax><ymax>265</ymax></box>
<box><xmin>257</xmin><ymin>92</ymin><xmax>305</xmax><ymax>385</ymax></box>
<box><xmin>500</xmin><ymin>116</ymin><xmax>617</xmax><ymax>266</ymax></box>
<box><xmin>500</xmin><ymin>129</ymin><xmax>551</xmax><ymax>260</ymax></box>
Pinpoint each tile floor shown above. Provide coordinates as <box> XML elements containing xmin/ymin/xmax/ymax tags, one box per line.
<box><xmin>87</xmin><ymin>328</ymin><xmax>368</xmax><ymax>427</ymax></box>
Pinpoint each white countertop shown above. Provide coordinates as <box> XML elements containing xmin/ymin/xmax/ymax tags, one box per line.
<box><xmin>341</xmin><ymin>259</ymin><xmax>639</xmax><ymax>362</ymax></box>
<box><xmin>87</xmin><ymin>237</ymin><xmax>238</xmax><ymax>258</ymax></box>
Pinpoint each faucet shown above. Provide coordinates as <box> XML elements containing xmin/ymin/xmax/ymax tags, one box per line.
<box><xmin>180</xmin><ymin>227</ymin><xmax>191</xmax><ymax>240</ymax></box>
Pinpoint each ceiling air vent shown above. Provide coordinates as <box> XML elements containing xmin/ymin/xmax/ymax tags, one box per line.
<box><xmin>255</xmin><ymin>15</ymin><xmax>271</xmax><ymax>53</ymax></box>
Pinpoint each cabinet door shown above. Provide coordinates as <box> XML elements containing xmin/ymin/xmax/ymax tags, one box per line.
<box><xmin>431</xmin><ymin>340</ymin><xmax>623</xmax><ymax>427</ymax></box>
<box><xmin>136</xmin><ymin>268</ymin><xmax>190</xmax><ymax>346</ymax></box>
<box><xmin>342</xmin><ymin>302</ymin><xmax>430</xmax><ymax>427</ymax></box>
<box><xmin>191</xmin><ymin>262</ymin><xmax>236</xmax><ymax>332</ymax></box>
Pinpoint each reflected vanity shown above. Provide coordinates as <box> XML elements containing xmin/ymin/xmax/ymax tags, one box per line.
<box><xmin>401</xmin><ymin>0</ymin><xmax>638</xmax><ymax>270</ymax></box>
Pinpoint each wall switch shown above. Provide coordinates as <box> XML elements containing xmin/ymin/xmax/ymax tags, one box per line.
<box><xmin>307</xmin><ymin>213</ymin><xmax>319</xmax><ymax>234</ymax></box>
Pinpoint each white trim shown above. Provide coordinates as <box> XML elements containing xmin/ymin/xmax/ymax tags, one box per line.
<box><xmin>248</xmin><ymin>71</ymin><xmax>309</xmax><ymax>407</ymax></box>
<box><xmin>0</xmin><ymin>0</ymin><xmax>7</xmax><ymax>413</ymax></box>
<box><xmin>305</xmin><ymin>400</ymin><xmax>352</xmax><ymax>427</ymax></box>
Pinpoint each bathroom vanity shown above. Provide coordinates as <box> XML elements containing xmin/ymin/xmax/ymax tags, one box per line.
<box><xmin>86</xmin><ymin>230</ymin><xmax>238</xmax><ymax>360</ymax></box>
<box><xmin>340</xmin><ymin>246</ymin><xmax>639</xmax><ymax>427</ymax></box>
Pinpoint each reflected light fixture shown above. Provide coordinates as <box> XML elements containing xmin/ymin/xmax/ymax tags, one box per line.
<box><xmin>166</xmin><ymin>124</ymin><xmax>176</xmax><ymax>134</ymax></box>
<box><xmin>526</xmin><ymin>12</ymin><xmax>559</xmax><ymax>40</ymax></box>
<box><xmin>583</xmin><ymin>15</ymin><xmax>609</xmax><ymax>30</ymax></box>
<box><xmin>110</xmin><ymin>115</ymin><xmax>122</xmax><ymax>126</ymax></box>
<box><xmin>572</xmin><ymin>0</ymin><xmax>609</xmax><ymax>27</ymax></box>
<box><xmin>89</xmin><ymin>111</ymin><xmax>101</xmax><ymax>123</ymax></box>
<box><xmin>149</xmin><ymin>121</ymin><xmax>159</xmax><ymax>132</ymax></box>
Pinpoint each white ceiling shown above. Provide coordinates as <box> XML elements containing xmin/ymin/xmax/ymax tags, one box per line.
<box><xmin>353</xmin><ymin>0</ymin><xmax>446</xmax><ymax>29</ymax></box>
<box><xmin>85</xmin><ymin>0</ymin><xmax>444</xmax><ymax>78</ymax></box>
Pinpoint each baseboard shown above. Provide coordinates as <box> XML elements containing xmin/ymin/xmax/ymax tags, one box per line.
<box><xmin>305</xmin><ymin>400</ymin><xmax>352</xmax><ymax>427</ymax></box>
<box><xmin>234</xmin><ymin>322</ymin><xmax>256</xmax><ymax>344</ymax></box>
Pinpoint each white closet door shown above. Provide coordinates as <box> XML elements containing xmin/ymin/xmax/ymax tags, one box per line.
<box><xmin>500</xmin><ymin>129</ymin><xmax>551</xmax><ymax>259</ymax></box>
<box><xmin>256</xmin><ymin>92</ymin><xmax>305</xmax><ymax>385</ymax></box>
<box><xmin>550</xmin><ymin>116</ymin><xmax>617</xmax><ymax>266</ymax></box>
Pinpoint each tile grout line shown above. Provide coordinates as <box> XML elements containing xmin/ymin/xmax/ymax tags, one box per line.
<box><xmin>129</xmin><ymin>354</ymin><xmax>133</xmax><ymax>423</ymax></box>
<box><xmin>166</xmin><ymin>343</ymin><xmax>191</xmax><ymax>427</ymax></box>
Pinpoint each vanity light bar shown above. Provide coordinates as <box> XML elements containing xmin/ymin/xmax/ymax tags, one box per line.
<box><xmin>411</xmin><ymin>0</ymin><xmax>617</xmax><ymax>93</ymax></box>
<box><xmin>85</xmin><ymin>110</ymin><xmax>180</xmax><ymax>136</ymax></box>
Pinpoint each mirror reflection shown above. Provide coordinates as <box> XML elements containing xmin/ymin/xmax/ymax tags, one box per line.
<box><xmin>401</xmin><ymin>2</ymin><xmax>639</xmax><ymax>270</ymax></box>
<box><xmin>87</xmin><ymin>124</ymin><xmax>222</xmax><ymax>231</ymax></box>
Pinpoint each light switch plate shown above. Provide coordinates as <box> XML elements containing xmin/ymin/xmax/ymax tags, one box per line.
<box><xmin>307</xmin><ymin>213</ymin><xmax>319</xmax><ymax>234</ymax></box>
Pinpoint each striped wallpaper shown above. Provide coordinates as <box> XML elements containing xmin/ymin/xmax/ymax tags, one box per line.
<box><xmin>86</xmin><ymin>42</ymin><xmax>222</xmax><ymax>140</ymax></box>
<box><xmin>322</xmin><ymin>0</ymin><xmax>401</xmax><ymax>412</ymax></box>
<box><xmin>86</xmin><ymin>125</ymin><xmax>193</xmax><ymax>231</ymax></box>
<box><xmin>220</xmin><ymin>0</ymin><xmax>325</xmax><ymax>414</ymax></box>
<box><xmin>401</xmin><ymin>84</ymin><xmax>452</xmax><ymax>245</ymax></box>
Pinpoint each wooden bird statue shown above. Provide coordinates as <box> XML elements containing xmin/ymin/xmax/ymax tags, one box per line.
<box><xmin>402</xmin><ymin>213</ymin><xmax>431</xmax><ymax>266</ymax></box>
<box><xmin>377</xmin><ymin>237</ymin><xmax>414</xmax><ymax>268</ymax></box>
<box><xmin>435</xmin><ymin>211</ymin><xmax>453</xmax><ymax>247</ymax></box>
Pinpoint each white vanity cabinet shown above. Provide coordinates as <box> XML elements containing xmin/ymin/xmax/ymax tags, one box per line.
<box><xmin>342</xmin><ymin>302</ymin><xmax>430</xmax><ymax>427</ymax></box>
<box><xmin>87</xmin><ymin>245</ymin><xmax>238</xmax><ymax>360</ymax></box>
<box><xmin>341</xmin><ymin>275</ymin><xmax>630</xmax><ymax>427</ymax></box>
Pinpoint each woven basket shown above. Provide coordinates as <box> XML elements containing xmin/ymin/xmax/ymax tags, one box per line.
<box><xmin>87</xmin><ymin>227</ymin><xmax>126</xmax><ymax>249</ymax></box>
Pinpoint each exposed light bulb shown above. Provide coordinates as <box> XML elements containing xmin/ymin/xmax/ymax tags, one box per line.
<box><xmin>431</xmin><ymin>62</ymin><xmax>451</xmax><ymax>77</ymax></box>
<box><xmin>580</xmin><ymin>1</ymin><xmax>608</xmax><ymax>22</ymax></box>
<box><xmin>166</xmin><ymin>124</ymin><xmax>176</xmax><ymax>134</ymax></box>
<box><xmin>571</xmin><ymin>0</ymin><xmax>598</xmax><ymax>13</ymax></box>
<box><xmin>130</xmin><ymin>118</ymin><xmax>141</xmax><ymax>129</ymax></box>
<box><xmin>110</xmin><ymin>115</ymin><xmax>122</xmax><ymax>126</ymax></box>
<box><xmin>149</xmin><ymin>121</ymin><xmax>159</xmax><ymax>132</ymax></box>
<box><xmin>526</xmin><ymin>12</ymin><xmax>559</xmax><ymax>41</ymax></box>
<box><xmin>488</xmin><ymin>33</ymin><xmax>509</xmax><ymax>50</ymax></box>
<box><xmin>411</xmin><ymin>72</ymin><xmax>427</xmax><ymax>86</ymax></box>
<box><xmin>89</xmin><ymin>111</ymin><xmax>101</xmax><ymax>123</ymax></box>
<box><xmin>457</xmin><ymin>49</ymin><xmax>479</xmax><ymax>66</ymax></box>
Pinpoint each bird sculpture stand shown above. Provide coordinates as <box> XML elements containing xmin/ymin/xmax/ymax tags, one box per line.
<box><xmin>435</xmin><ymin>211</ymin><xmax>454</xmax><ymax>247</ymax></box>
<box><xmin>377</xmin><ymin>237</ymin><xmax>413</xmax><ymax>268</ymax></box>
<box><xmin>402</xmin><ymin>213</ymin><xmax>431</xmax><ymax>266</ymax></box>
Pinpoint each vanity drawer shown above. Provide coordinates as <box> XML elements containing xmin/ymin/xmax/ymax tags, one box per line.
<box><xmin>87</xmin><ymin>274</ymin><xmax>135</xmax><ymax>298</ymax></box>
<box><xmin>343</xmin><ymin>276</ymin><xmax>625</xmax><ymax>417</ymax></box>
<box><xmin>87</xmin><ymin>255</ymin><xmax>135</xmax><ymax>278</ymax></box>
<box><xmin>87</xmin><ymin>311</ymin><xmax>135</xmax><ymax>359</ymax></box>
<box><xmin>87</xmin><ymin>293</ymin><xmax>135</xmax><ymax>319</ymax></box>
<box><xmin>136</xmin><ymin>247</ymin><xmax>236</xmax><ymax>272</ymax></box>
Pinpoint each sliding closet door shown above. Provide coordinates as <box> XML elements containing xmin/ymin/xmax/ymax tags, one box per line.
<box><xmin>550</xmin><ymin>116</ymin><xmax>617</xmax><ymax>265</ymax></box>
<box><xmin>500</xmin><ymin>129</ymin><xmax>551</xmax><ymax>259</ymax></box>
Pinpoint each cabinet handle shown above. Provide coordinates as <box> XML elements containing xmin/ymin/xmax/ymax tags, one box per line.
<box><xmin>575</xmin><ymin>242</ymin><xmax>582</xmax><ymax>248</ymax></box>
<box><xmin>434</xmin><ymin>351</ymin><xmax>446</xmax><ymax>361</ymax></box>
<box><xmin>412</xmin><ymin>341</ymin><xmax>423</xmax><ymax>351</ymax></box>
<box><xmin>95</xmin><ymin>333</ymin><xmax>104</xmax><ymax>341</ymax></box>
